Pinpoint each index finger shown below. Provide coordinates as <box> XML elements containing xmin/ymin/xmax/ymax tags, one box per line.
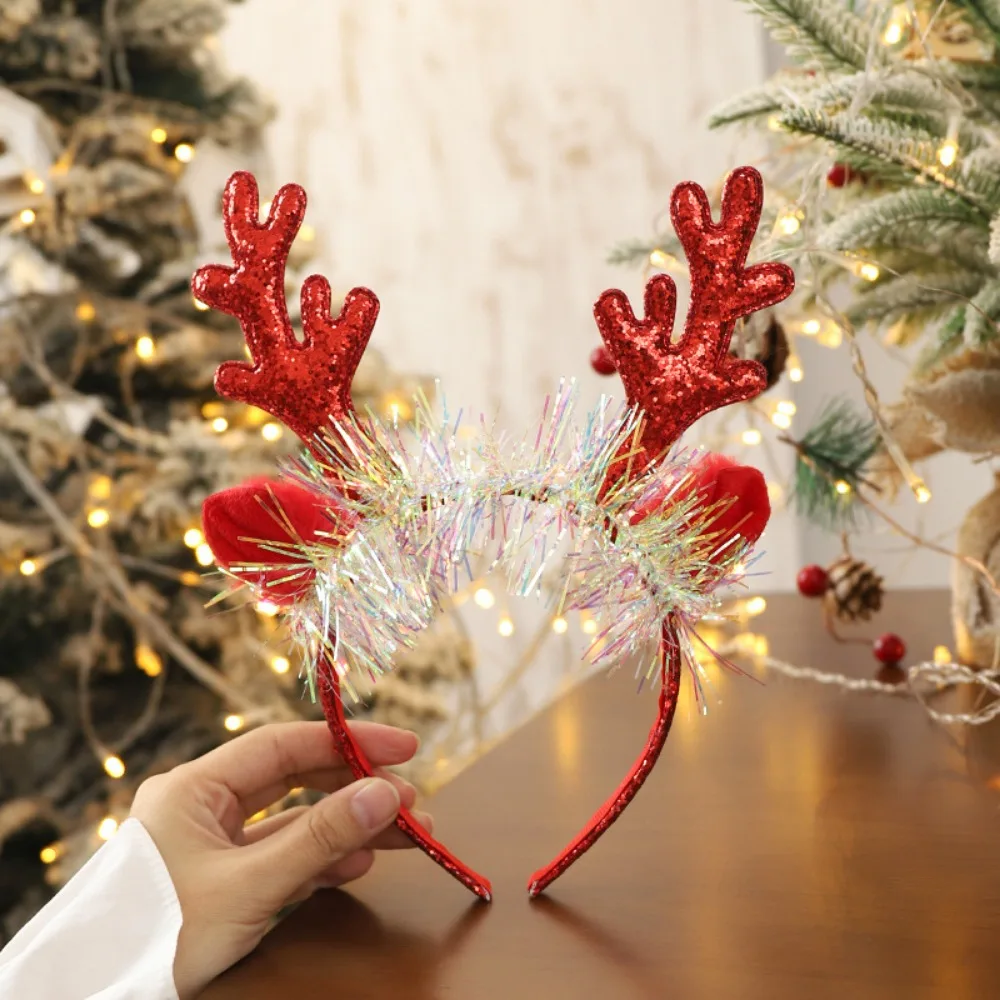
<box><xmin>187</xmin><ymin>721</ymin><xmax>419</xmax><ymax>806</ymax></box>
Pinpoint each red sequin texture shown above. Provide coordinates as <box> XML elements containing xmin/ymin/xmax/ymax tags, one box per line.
<box><xmin>192</xmin><ymin>171</ymin><xmax>378</xmax><ymax>452</ymax></box>
<box><xmin>594</xmin><ymin>166</ymin><xmax>795</xmax><ymax>471</ymax></box>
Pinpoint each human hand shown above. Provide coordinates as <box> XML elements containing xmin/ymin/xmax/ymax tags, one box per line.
<box><xmin>129</xmin><ymin>721</ymin><xmax>429</xmax><ymax>998</ymax></box>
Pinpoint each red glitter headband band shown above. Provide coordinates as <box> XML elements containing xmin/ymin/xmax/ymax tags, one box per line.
<box><xmin>196</xmin><ymin>167</ymin><xmax>793</xmax><ymax>900</ymax></box>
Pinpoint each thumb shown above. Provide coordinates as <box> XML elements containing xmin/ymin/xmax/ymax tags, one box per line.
<box><xmin>244</xmin><ymin>777</ymin><xmax>401</xmax><ymax>899</ymax></box>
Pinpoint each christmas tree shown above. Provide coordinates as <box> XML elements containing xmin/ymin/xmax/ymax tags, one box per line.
<box><xmin>0</xmin><ymin>0</ymin><xmax>444</xmax><ymax>940</ymax></box>
<box><xmin>620</xmin><ymin>0</ymin><xmax>1000</xmax><ymax>669</ymax></box>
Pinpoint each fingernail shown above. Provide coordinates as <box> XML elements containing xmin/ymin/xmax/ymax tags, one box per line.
<box><xmin>350</xmin><ymin>778</ymin><xmax>400</xmax><ymax>831</ymax></box>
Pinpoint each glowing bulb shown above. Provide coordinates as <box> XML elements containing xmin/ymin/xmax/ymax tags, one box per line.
<box><xmin>39</xmin><ymin>845</ymin><xmax>60</xmax><ymax>864</ymax></box>
<box><xmin>211</xmin><ymin>416</ymin><xmax>229</xmax><ymax>433</ymax></box>
<box><xmin>741</xmin><ymin>428</ymin><xmax>762</xmax><ymax>446</ymax></box>
<box><xmin>193</xmin><ymin>296</ymin><xmax>210</xmax><ymax>311</ymax></box>
<box><xmin>914</xmin><ymin>483</ymin><xmax>932</xmax><ymax>504</ymax></box>
<box><xmin>135</xmin><ymin>644</ymin><xmax>162</xmax><ymax>677</ymax></box>
<box><xmin>776</xmin><ymin>208</ymin><xmax>801</xmax><ymax>236</ymax></box>
<box><xmin>75</xmin><ymin>300</ymin><xmax>96</xmax><ymax>322</ymax></box>
<box><xmin>801</xmin><ymin>318</ymin><xmax>821</xmax><ymax>335</ymax></box>
<box><xmin>776</xmin><ymin>400</ymin><xmax>796</xmax><ymax>416</ymax></box>
<box><xmin>180</xmin><ymin>571</ymin><xmax>201</xmax><ymax>587</ymax></box>
<box><xmin>194</xmin><ymin>543</ymin><xmax>214</xmax><ymax>567</ymax></box>
<box><xmin>135</xmin><ymin>335</ymin><xmax>155</xmax><ymax>359</ymax></box>
<box><xmin>552</xmin><ymin>616</ymin><xmax>569</xmax><ymax>634</ymax></box>
<box><xmin>754</xmin><ymin>635</ymin><xmax>770</xmax><ymax>657</ymax></box>
<box><xmin>19</xmin><ymin>558</ymin><xmax>37</xmax><ymax>576</ymax></box>
<box><xmin>260</xmin><ymin>200</ymin><xmax>273</xmax><ymax>219</ymax></box>
<box><xmin>97</xmin><ymin>817</ymin><xmax>119</xmax><ymax>841</ymax></box>
<box><xmin>89</xmin><ymin>475</ymin><xmax>112</xmax><ymax>499</ymax></box>
<box><xmin>937</xmin><ymin>139</ymin><xmax>958</xmax><ymax>168</ymax></box>
<box><xmin>498</xmin><ymin>616</ymin><xmax>515</xmax><ymax>637</ymax></box>
<box><xmin>817</xmin><ymin>325</ymin><xmax>843</xmax><ymax>349</ymax></box>
<box><xmin>473</xmin><ymin>587</ymin><xmax>495</xmax><ymax>609</ymax></box>
<box><xmin>766</xmin><ymin>482</ymin><xmax>783</xmax><ymax>503</ymax></box>
<box><xmin>19</xmin><ymin>208</ymin><xmax>35</xmax><ymax>225</ymax></box>
<box><xmin>299</xmin><ymin>223</ymin><xmax>316</xmax><ymax>242</ymax></box>
<box><xmin>733</xmin><ymin>561</ymin><xmax>747</xmax><ymax>577</ymax></box>
<box><xmin>745</xmin><ymin>596</ymin><xmax>767</xmax><ymax>617</ymax></box>
<box><xmin>767</xmin><ymin>114</ymin><xmax>784</xmax><ymax>132</ymax></box>
<box><xmin>933</xmin><ymin>645</ymin><xmax>952</xmax><ymax>665</ymax></box>
<box><xmin>835</xmin><ymin>479</ymin><xmax>852</xmax><ymax>495</ymax></box>
<box><xmin>857</xmin><ymin>262</ymin><xmax>880</xmax><ymax>282</ymax></box>
<box><xmin>224</xmin><ymin>714</ymin><xmax>244</xmax><ymax>732</ymax></box>
<box><xmin>103</xmin><ymin>755</ymin><xmax>126</xmax><ymax>779</ymax></box>
<box><xmin>26</xmin><ymin>175</ymin><xmax>45</xmax><ymax>194</ymax></box>
<box><xmin>261</xmin><ymin>422</ymin><xmax>283</xmax><ymax>442</ymax></box>
<box><xmin>771</xmin><ymin>411</ymin><xmax>792</xmax><ymax>430</ymax></box>
<box><xmin>183</xmin><ymin>528</ymin><xmax>203</xmax><ymax>548</ymax></box>
<box><xmin>87</xmin><ymin>508</ymin><xmax>110</xmax><ymax>528</ymax></box>
<box><xmin>788</xmin><ymin>358</ymin><xmax>804</xmax><ymax>383</ymax></box>
<box><xmin>174</xmin><ymin>143</ymin><xmax>195</xmax><ymax>163</ymax></box>
<box><xmin>271</xmin><ymin>655</ymin><xmax>291</xmax><ymax>675</ymax></box>
<box><xmin>582</xmin><ymin>617</ymin><xmax>598</xmax><ymax>636</ymax></box>
<box><xmin>256</xmin><ymin>600</ymin><xmax>279</xmax><ymax>617</ymax></box>
<box><xmin>882</xmin><ymin>20</ymin><xmax>903</xmax><ymax>45</ymax></box>
<box><xmin>648</xmin><ymin>249</ymin><xmax>676</xmax><ymax>270</ymax></box>
<box><xmin>150</xmin><ymin>126</ymin><xmax>168</xmax><ymax>144</ymax></box>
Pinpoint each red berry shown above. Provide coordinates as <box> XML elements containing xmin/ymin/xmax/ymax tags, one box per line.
<box><xmin>873</xmin><ymin>632</ymin><xmax>906</xmax><ymax>665</ymax></box>
<box><xmin>796</xmin><ymin>564</ymin><xmax>829</xmax><ymax>598</ymax></box>
<box><xmin>827</xmin><ymin>163</ymin><xmax>850</xmax><ymax>188</ymax></box>
<box><xmin>589</xmin><ymin>345</ymin><xmax>616</xmax><ymax>376</ymax></box>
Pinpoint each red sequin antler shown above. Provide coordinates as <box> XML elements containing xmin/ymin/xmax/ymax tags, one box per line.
<box><xmin>595</xmin><ymin>166</ymin><xmax>794</xmax><ymax>469</ymax></box>
<box><xmin>192</xmin><ymin>171</ymin><xmax>378</xmax><ymax>450</ymax></box>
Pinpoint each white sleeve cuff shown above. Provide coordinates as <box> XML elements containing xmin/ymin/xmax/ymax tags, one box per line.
<box><xmin>0</xmin><ymin>818</ymin><xmax>182</xmax><ymax>999</ymax></box>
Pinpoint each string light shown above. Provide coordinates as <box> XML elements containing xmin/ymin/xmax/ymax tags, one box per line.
<box><xmin>180</xmin><ymin>570</ymin><xmax>201</xmax><ymax>586</ymax></box>
<box><xmin>261</xmin><ymin>422</ymin><xmax>283</xmax><ymax>442</ymax></box>
<box><xmin>856</xmin><ymin>262</ymin><xmax>880</xmax><ymax>282</ymax></box>
<box><xmin>581</xmin><ymin>617</ymin><xmax>598</xmax><ymax>636</ymax></box>
<box><xmin>771</xmin><ymin>411</ymin><xmax>792</xmax><ymax>430</ymax></box>
<box><xmin>89</xmin><ymin>475</ymin><xmax>112</xmax><ymax>499</ymax></box>
<box><xmin>498</xmin><ymin>616</ymin><xmax>515</xmax><ymax>637</ymax></box>
<box><xmin>135</xmin><ymin>335</ymin><xmax>156</xmax><ymax>360</ymax></box>
<box><xmin>299</xmin><ymin>223</ymin><xmax>316</xmax><ymax>242</ymax></box>
<box><xmin>211</xmin><ymin>416</ymin><xmax>229</xmax><ymax>433</ymax></box>
<box><xmin>788</xmin><ymin>356</ymin><xmax>804</xmax><ymax>382</ymax></box>
<box><xmin>97</xmin><ymin>817</ymin><xmax>119</xmax><ymax>841</ymax></box>
<box><xmin>87</xmin><ymin>508</ymin><xmax>110</xmax><ymax>528</ymax></box>
<box><xmin>835</xmin><ymin>479</ymin><xmax>852</xmax><ymax>495</ymax></box>
<box><xmin>19</xmin><ymin>208</ymin><xmax>36</xmax><ymax>226</ymax></box>
<box><xmin>776</xmin><ymin>400</ymin><xmax>796</xmax><ymax>416</ymax></box>
<box><xmin>754</xmin><ymin>635</ymin><xmax>770</xmax><ymax>657</ymax></box>
<box><xmin>745</xmin><ymin>596</ymin><xmax>767</xmax><ymax>617</ymax></box>
<box><xmin>256</xmin><ymin>600</ymin><xmax>279</xmax><ymax>617</ymax></box>
<box><xmin>271</xmin><ymin>655</ymin><xmax>291</xmax><ymax>675</ymax></box>
<box><xmin>817</xmin><ymin>325</ymin><xmax>843</xmax><ymax>349</ymax></box>
<box><xmin>174</xmin><ymin>143</ymin><xmax>195</xmax><ymax>163</ymax></box>
<box><xmin>801</xmin><ymin>318</ymin><xmax>821</xmax><ymax>335</ymax></box>
<box><xmin>767</xmin><ymin>114</ymin><xmax>785</xmax><ymax>132</ymax></box>
<box><xmin>19</xmin><ymin>558</ymin><xmax>38</xmax><ymax>576</ymax></box>
<box><xmin>881</xmin><ymin>5</ymin><xmax>908</xmax><ymax>45</ymax></box>
<box><xmin>914</xmin><ymin>483</ymin><xmax>932</xmax><ymax>504</ymax></box>
<box><xmin>135</xmin><ymin>644</ymin><xmax>163</xmax><ymax>677</ymax></box>
<box><xmin>183</xmin><ymin>528</ymin><xmax>203</xmax><ymax>548</ymax></box>
<box><xmin>103</xmin><ymin>755</ymin><xmax>126</xmax><ymax>779</ymax></box>
<box><xmin>766</xmin><ymin>482</ymin><xmax>783</xmax><ymax>503</ymax></box>
<box><xmin>193</xmin><ymin>295</ymin><xmax>210</xmax><ymax>311</ymax></box>
<box><xmin>648</xmin><ymin>249</ymin><xmax>678</xmax><ymax>270</ymax></box>
<box><xmin>775</xmin><ymin>208</ymin><xmax>802</xmax><ymax>236</ymax></box>
<box><xmin>551</xmin><ymin>616</ymin><xmax>569</xmax><ymax>634</ymax></box>
<box><xmin>26</xmin><ymin>174</ymin><xmax>45</xmax><ymax>194</ymax></box>
<box><xmin>224</xmin><ymin>714</ymin><xmax>245</xmax><ymax>732</ymax></box>
<box><xmin>473</xmin><ymin>587</ymin><xmax>495</xmax><ymax>609</ymax></box>
<box><xmin>741</xmin><ymin>428</ymin><xmax>762</xmax><ymax>446</ymax></box>
<box><xmin>75</xmin><ymin>300</ymin><xmax>96</xmax><ymax>322</ymax></box>
<box><xmin>150</xmin><ymin>126</ymin><xmax>168</xmax><ymax>144</ymax></box>
<box><xmin>39</xmin><ymin>844</ymin><xmax>60</xmax><ymax>865</ymax></box>
<box><xmin>194</xmin><ymin>543</ymin><xmax>214</xmax><ymax>567</ymax></box>
<box><xmin>937</xmin><ymin>138</ymin><xmax>958</xmax><ymax>168</ymax></box>
<box><xmin>933</xmin><ymin>645</ymin><xmax>952</xmax><ymax>665</ymax></box>
<box><xmin>383</xmin><ymin>396</ymin><xmax>413</xmax><ymax>422</ymax></box>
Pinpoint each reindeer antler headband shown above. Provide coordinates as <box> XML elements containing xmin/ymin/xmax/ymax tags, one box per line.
<box><xmin>197</xmin><ymin>167</ymin><xmax>794</xmax><ymax>901</ymax></box>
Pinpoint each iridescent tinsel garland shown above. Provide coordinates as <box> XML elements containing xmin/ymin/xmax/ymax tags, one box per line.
<box><xmin>217</xmin><ymin>382</ymin><xmax>753</xmax><ymax>706</ymax></box>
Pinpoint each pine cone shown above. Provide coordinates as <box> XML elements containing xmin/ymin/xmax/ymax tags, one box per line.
<box><xmin>824</xmin><ymin>556</ymin><xmax>884</xmax><ymax>622</ymax></box>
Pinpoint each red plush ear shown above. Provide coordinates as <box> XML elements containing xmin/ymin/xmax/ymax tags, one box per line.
<box><xmin>202</xmin><ymin>478</ymin><xmax>354</xmax><ymax>602</ymax></box>
<box><xmin>631</xmin><ymin>453</ymin><xmax>770</xmax><ymax>563</ymax></box>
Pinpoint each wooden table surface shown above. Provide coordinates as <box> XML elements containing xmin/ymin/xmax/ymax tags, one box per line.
<box><xmin>204</xmin><ymin>591</ymin><xmax>1000</xmax><ymax>999</ymax></box>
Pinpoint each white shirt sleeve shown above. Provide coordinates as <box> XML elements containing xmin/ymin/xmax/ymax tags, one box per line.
<box><xmin>0</xmin><ymin>818</ymin><xmax>182</xmax><ymax>1000</ymax></box>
